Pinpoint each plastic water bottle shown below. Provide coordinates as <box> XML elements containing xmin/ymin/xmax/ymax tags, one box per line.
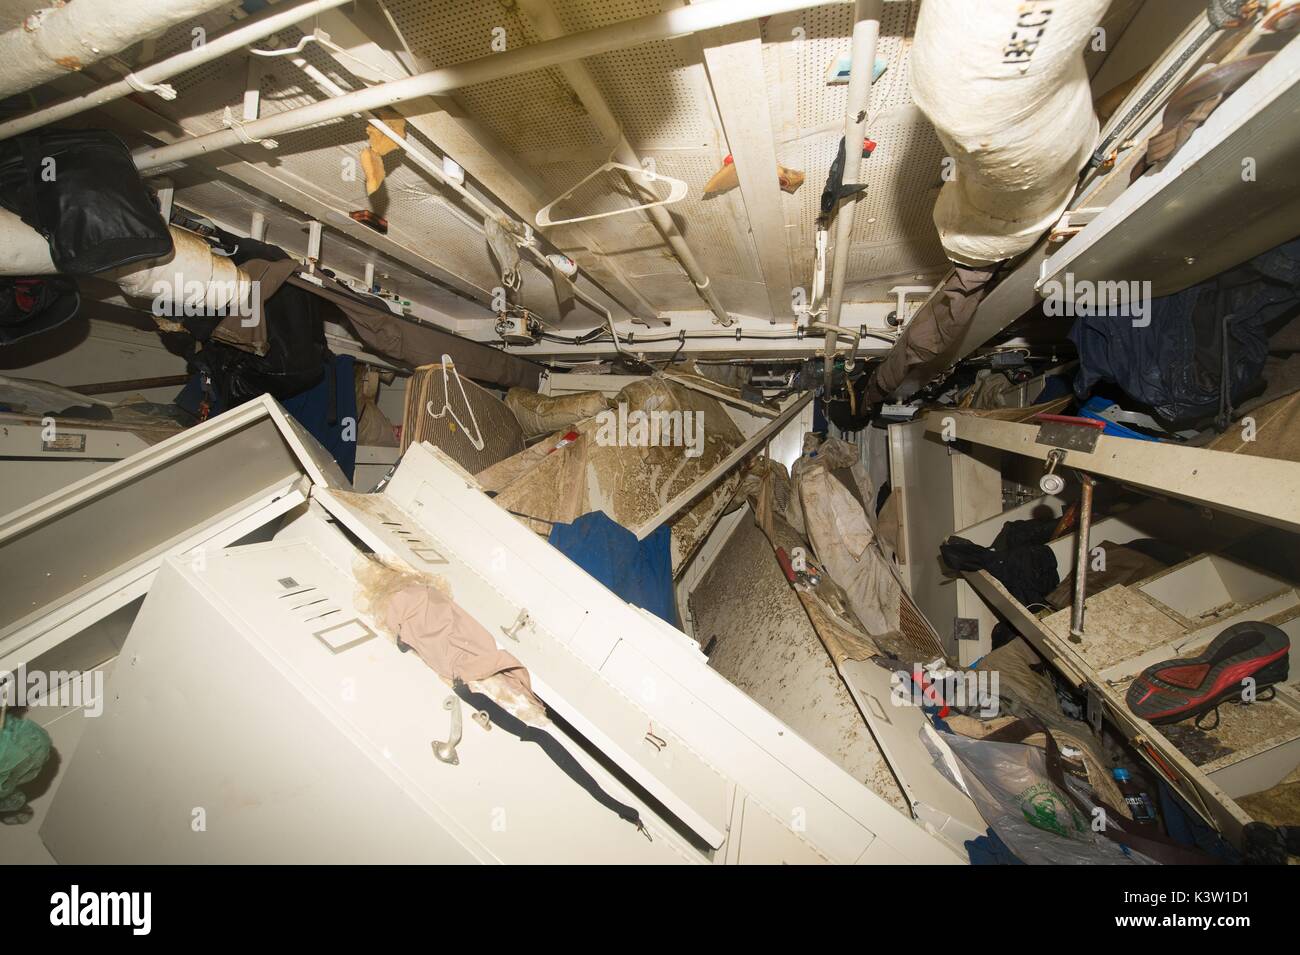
<box><xmin>1112</xmin><ymin>767</ymin><xmax>1159</xmax><ymax>831</ymax></box>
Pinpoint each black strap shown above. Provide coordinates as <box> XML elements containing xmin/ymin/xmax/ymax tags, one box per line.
<box><xmin>452</xmin><ymin>680</ymin><xmax>645</xmax><ymax>833</ymax></box>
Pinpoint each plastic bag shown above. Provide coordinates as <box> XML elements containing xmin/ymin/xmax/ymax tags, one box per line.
<box><xmin>927</xmin><ymin>728</ymin><xmax>1154</xmax><ymax>865</ymax></box>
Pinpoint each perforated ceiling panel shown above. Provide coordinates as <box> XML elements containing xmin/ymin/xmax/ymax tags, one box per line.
<box><xmin>109</xmin><ymin>1</ymin><xmax>959</xmax><ymax>327</ymax></box>
<box><xmin>134</xmin><ymin>17</ymin><xmax>533</xmax><ymax>310</ymax></box>
<box><xmin>762</xmin><ymin>1</ymin><xmax>947</xmax><ymax>298</ymax></box>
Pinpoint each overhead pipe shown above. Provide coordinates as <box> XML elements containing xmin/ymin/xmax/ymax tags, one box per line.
<box><xmin>108</xmin><ymin>228</ymin><xmax>253</xmax><ymax>315</ymax></box>
<box><xmin>514</xmin><ymin>0</ymin><xmax>733</xmax><ymax>327</ymax></box>
<box><xmin>910</xmin><ymin>0</ymin><xmax>1111</xmax><ymax>266</ymax></box>
<box><xmin>0</xmin><ymin>209</ymin><xmax>252</xmax><ymax>315</ymax></box>
<box><xmin>131</xmin><ymin>0</ymin><xmax>835</xmax><ymax>175</ymax></box>
<box><xmin>0</xmin><ymin>0</ymin><xmax>236</xmax><ymax>100</ymax></box>
<box><xmin>822</xmin><ymin>0</ymin><xmax>882</xmax><ymax>384</ymax></box>
<box><xmin>0</xmin><ymin>207</ymin><xmax>56</xmax><ymax>274</ymax></box>
<box><xmin>0</xmin><ymin>0</ymin><xmax>354</xmax><ymax>142</ymax></box>
<box><xmin>288</xmin><ymin>51</ymin><xmax>625</xmax><ymax>331</ymax></box>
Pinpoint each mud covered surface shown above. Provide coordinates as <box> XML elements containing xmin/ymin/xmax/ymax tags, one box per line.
<box><xmin>476</xmin><ymin>376</ymin><xmax>745</xmax><ymax>572</ymax></box>
<box><xmin>691</xmin><ymin>515</ymin><xmax>908</xmax><ymax>813</ymax></box>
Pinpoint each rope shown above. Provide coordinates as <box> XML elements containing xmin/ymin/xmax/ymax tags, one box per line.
<box><xmin>124</xmin><ymin>73</ymin><xmax>177</xmax><ymax>100</ymax></box>
<box><xmin>222</xmin><ymin>106</ymin><xmax>279</xmax><ymax>149</ymax></box>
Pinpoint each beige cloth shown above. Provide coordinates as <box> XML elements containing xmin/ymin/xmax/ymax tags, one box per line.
<box><xmin>865</xmin><ymin>264</ymin><xmax>1001</xmax><ymax>403</ymax></box>
<box><xmin>354</xmin><ymin>364</ymin><xmax>399</xmax><ymax>447</ymax></box>
<box><xmin>381</xmin><ymin>582</ymin><xmax>541</xmax><ymax>708</ymax></box>
<box><xmin>361</xmin><ymin>107</ymin><xmax>407</xmax><ymax>194</ymax></box>
<box><xmin>795</xmin><ymin>443</ymin><xmax>901</xmax><ymax>637</ymax></box>
<box><xmin>478</xmin><ymin>429</ymin><xmax>591</xmax><ymax>534</ymax></box>
<box><xmin>505</xmin><ymin>387</ymin><xmax>608</xmax><ymax>438</ymax></box>
<box><xmin>478</xmin><ymin>375</ymin><xmax>744</xmax><ymax>573</ymax></box>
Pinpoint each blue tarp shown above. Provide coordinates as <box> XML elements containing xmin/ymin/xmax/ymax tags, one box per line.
<box><xmin>547</xmin><ymin>511</ymin><xmax>677</xmax><ymax>627</ymax></box>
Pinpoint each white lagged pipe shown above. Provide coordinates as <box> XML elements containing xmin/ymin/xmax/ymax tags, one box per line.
<box><xmin>109</xmin><ymin>228</ymin><xmax>253</xmax><ymax>316</ymax></box>
<box><xmin>911</xmin><ymin>0</ymin><xmax>1111</xmax><ymax>266</ymax></box>
<box><xmin>0</xmin><ymin>0</ymin><xmax>353</xmax><ymax>141</ymax></box>
<box><xmin>0</xmin><ymin>209</ymin><xmax>252</xmax><ymax>316</ymax></box>
<box><xmin>0</xmin><ymin>0</ymin><xmax>237</xmax><ymax>100</ymax></box>
<box><xmin>0</xmin><ymin>207</ymin><xmax>56</xmax><ymax>274</ymax></box>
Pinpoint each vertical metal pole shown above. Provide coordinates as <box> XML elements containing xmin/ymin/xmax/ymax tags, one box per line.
<box><xmin>1069</xmin><ymin>473</ymin><xmax>1097</xmax><ymax>643</ymax></box>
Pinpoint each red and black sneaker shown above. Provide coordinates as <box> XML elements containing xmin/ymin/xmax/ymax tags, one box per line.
<box><xmin>1126</xmin><ymin>621</ymin><xmax>1291</xmax><ymax>727</ymax></box>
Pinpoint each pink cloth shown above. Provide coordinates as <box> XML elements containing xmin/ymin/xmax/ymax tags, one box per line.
<box><xmin>382</xmin><ymin>584</ymin><xmax>540</xmax><ymax>706</ymax></box>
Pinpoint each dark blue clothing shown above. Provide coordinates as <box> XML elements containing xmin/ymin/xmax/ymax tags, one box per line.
<box><xmin>281</xmin><ymin>353</ymin><xmax>357</xmax><ymax>482</ymax></box>
<box><xmin>548</xmin><ymin>511</ymin><xmax>677</xmax><ymax>627</ymax></box>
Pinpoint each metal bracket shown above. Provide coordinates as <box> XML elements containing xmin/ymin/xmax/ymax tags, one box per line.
<box><xmin>1034</xmin><ymin>418</ymin><xmax>1102</xmax><ymax>453</ymax></box>
<box><xmin>500</xmin><ymin>609</ymin><xmax>531</xmax><ymax>642</ymax></box>
<box><xmin>431</xmin><ymin>695</ymin><xmax>463</xmax><ymax>765</ymax></box>
<box><xmin>1040</xmin><ymin>447</ymin><xmax>1067</xmax><ymax>495</ymax></box>
<box><xmin>953</xmin><ymin>617</ymin><xmax>979</xmax><ymax>646</ymax></box>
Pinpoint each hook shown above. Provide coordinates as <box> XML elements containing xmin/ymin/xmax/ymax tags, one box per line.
<box><xmin>431</xmin><ymin>694</ymin><xmax>463</xmax><ymax>765</ymax></box>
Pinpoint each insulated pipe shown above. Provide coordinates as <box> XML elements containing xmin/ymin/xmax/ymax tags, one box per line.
<box><xmin>910</xmin><ymin>0</ymin><xmax>1111</xmax><ymax>266</ymax></box>
<box><xmin>109</xmin><ymin>228</ymin><xmax>254</xmax><ymax>315</ymax></box>
<box><xmin>0</xmin><ymin>210</ymin><xmax>252</xmax><ymax>315</ymax></box>
<box><xmin>131</xmin><ymin>0</ymin><xmax>833</xmax><ymax>178</ymax></box>
<box><xmin>514</xmin><ymin>0</ymin><xmax>733</xmax><ymax>327</ymax></box>
<box><xmin>0</xmin><ymin>0</ymin><xmax>354</xmax><ymax>141</ymax></box>
<box><xmin>824</xmin><ymin>0</ymin><xmax>882</xmax><ymax>340</ymax></box>
<box><xmin>0</xmin><ymin>0</ymin><xmax>236</xmax><ymax>100</ymax></box>
<box><xmin>0</xmin><ymin>207</ymin><xmax>56</xmax><ymax>274</ymax></box>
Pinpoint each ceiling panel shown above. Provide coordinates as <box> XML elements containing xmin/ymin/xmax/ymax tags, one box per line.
<box><xmin>99</xmin><ymin>1</ymin><xmax>959</xmax><ymax>326</ymax></box>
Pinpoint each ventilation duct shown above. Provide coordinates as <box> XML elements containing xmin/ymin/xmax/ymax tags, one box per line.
<box><xmin>911</xmin><ymin>0</ymin><xmax>1111</xmax><ymax>266</ymax></box>
<box><xmin>0</xmin><ymin>0</ymin><xmax>238</xmax><ymax>99</ymax></box>
<box><xmin>0</xmin><ymin>209</ymin><xmax>252</xmax><ymax>316</ymax></box>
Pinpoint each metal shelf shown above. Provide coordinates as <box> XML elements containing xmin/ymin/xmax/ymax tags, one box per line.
<box><xmin>924</xmin><ymin>411</ymin><xmax>1300</xmax><ymax>534</ymax></box>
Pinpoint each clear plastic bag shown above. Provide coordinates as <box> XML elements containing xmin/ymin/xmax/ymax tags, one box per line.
<box><xmin>928</xmin><ymin>728</ymin><xmax>1155</xmax><ymax>865</ymax></box>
